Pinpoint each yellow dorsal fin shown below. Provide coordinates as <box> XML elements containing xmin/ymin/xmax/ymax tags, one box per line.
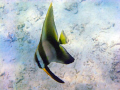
<box><xmin>42</xmin><ymin>2</ymin><xmax>58</xmax><ymax>42</ymax></box>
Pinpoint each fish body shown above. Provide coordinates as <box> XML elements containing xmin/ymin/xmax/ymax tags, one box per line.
<box><xmin>34</xmin><ymin>3</ymin><xmax>74</xmax><ymax>83</ymax></box>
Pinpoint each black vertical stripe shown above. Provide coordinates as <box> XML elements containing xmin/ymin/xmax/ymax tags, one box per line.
<box><xmin>34</xmin><ymin>52</ymin><xmax>42</xmax><ymax>68</ymax></box>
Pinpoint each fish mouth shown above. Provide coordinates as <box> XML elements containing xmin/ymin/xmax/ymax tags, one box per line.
<box><xmin>43</xmin><ymin>66</ymin><xmax>64</xmax><ymax>83</ymax></box>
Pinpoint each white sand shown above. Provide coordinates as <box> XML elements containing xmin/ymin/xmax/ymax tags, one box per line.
<box><xmin>0</xmin><ymin>0</ymin><xmax>120</xmax><ymax>90</ymax></box>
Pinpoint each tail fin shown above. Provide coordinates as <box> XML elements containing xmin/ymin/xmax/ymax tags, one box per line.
<box><xmin>59</xmin><ymin>30</ymin><xmax>68</xmax><ymax>44</ymax></box>
<box><xmin>43</xmin><ymin>66</ymin><xmax>64</xmax><ymax>83</ymax></box>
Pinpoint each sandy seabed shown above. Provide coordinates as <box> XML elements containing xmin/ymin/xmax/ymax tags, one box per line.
<box><xmin>0</xmin><ymin>0</ymin><xmax>120</xmax><ymax>90</ymax></box>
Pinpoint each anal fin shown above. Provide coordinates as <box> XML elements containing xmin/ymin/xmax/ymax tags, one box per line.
<box><xmin>57</xmin><ymin>45</ymin><xmax>74</xmax><ymax>64</ymax></box>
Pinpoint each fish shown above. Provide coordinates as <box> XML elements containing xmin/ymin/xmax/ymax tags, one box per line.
<box><xmin>34</xmin><ymin>2</ymin><xmax>74</xmax><ymax>83</ymax></box>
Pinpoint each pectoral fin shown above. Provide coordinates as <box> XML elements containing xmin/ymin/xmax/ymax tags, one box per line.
<box><xmin>59</xmin><ymin>30</ymin><xmax>68</xmax><ymax>44</ymax></box>
<box><xmin>43</xmin><ymin>66</ymin><xmax>64</xmax><ymax>83</ymax></box>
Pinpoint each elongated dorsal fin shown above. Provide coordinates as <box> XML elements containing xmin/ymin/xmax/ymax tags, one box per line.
<box><xmin>59</xmin><ymin>30</ymin><xmax>68</xmax><ymax>44</ymax></box>
<box><xmin>42</xmin><ymin>3</ymin><xmax>58</xmax><ymax>43</ymax></box>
